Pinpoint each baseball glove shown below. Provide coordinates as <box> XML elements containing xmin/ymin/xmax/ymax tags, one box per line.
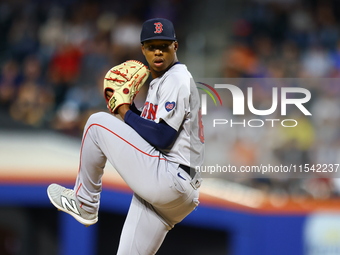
<box><xmin>103</xmin><ymin>60</ymin><xmax>150</xmax><ymax>114</ymax></box>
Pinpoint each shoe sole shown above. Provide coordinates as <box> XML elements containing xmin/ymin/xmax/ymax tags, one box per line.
<box><xmin>47</xmin><ymin>189</ymin><xmax>98</xmax><ymax>226</ymax></box>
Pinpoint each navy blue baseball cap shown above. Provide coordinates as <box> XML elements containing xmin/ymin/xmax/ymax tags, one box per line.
<box><xmin>140</xmin><ymin>18</ymin><xmax>176</xmax><ymax>43</ymax></box>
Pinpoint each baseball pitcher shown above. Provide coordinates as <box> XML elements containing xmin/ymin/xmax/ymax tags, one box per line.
<box><xmin>47</xmin><ymin>18</ymin><xmax>204</xmax><ymax>255</ymax></box>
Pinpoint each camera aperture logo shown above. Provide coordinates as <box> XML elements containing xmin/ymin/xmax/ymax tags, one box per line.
<box><xmin>196</xmin><ymin>83</ymin><xmax>312</xmax><ymax>128</ymax></box>
<box><xmin>196</xmin><ymin>82</ymin><xmax>223</xmax><ymax>113</ymax></box>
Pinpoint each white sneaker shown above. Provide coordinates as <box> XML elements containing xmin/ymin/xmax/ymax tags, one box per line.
<box><xmin>47</xmin><ymin>183</ymin><xmax>98</xmax><ymax>226</ymax></box>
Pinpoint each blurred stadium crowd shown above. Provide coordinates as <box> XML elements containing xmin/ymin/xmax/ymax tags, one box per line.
<box><xmin>217</xmin><ymin>0</ymin><xmax>340</xmax><ymax>200</ymax></box>
<box><xmin>1</xmin><ymin>0</ymin><xmax>340</xmax><ymax>199</ymax></box>
<box><xmin>0</xmin><ymin>0</ymin><xmax>187</xmax><ymax>135</ymax></box>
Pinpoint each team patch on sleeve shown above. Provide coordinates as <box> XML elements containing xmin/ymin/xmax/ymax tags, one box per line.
<box><xmin>165</xmin><ymin>101</ymin><xmax>176</xmax><ymax>112</ymax></box>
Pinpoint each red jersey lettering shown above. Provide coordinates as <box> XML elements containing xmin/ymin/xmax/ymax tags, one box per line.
<box><xmin>141</xmin><ymin>102</ymin><xmax>149</xmax><ymax>118</ymax></box>
<box><xmin>141</xmin><ymin>102</ymin><xmax>158</xmax><ymax>120</ymax></box>
<box><xmin>147</xmin><ymin>103</ymin><xmax>158</xmax><ymax>120</ymax></box>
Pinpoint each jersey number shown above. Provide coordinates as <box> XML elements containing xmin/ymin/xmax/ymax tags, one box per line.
<box><xmin>198</xmin><ymin>109</ymin><xmax>204</xmax><ymax>143</ymax></box>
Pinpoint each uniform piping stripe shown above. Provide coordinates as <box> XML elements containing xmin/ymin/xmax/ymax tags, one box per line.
<box><xmin>78</xmin><ymin>123</ymin><xmax>166</xmax><ymax>173</ymax></box>
<box><xmin>75</xmin><ymin>183</ymin><xmax>82</xmax><ymax>198</ymax></box>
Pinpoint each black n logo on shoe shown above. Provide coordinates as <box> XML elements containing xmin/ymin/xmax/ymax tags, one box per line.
<box><xmin>61</xmin><ymin>196</ymin><xmax>80</xmax><ymax>215</ymax></box>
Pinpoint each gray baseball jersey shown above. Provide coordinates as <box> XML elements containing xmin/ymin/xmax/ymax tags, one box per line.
<box><xmin>141</xmin><ymin>63</ymin><xmax>204</xmax><ymax>167</ymax></box>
